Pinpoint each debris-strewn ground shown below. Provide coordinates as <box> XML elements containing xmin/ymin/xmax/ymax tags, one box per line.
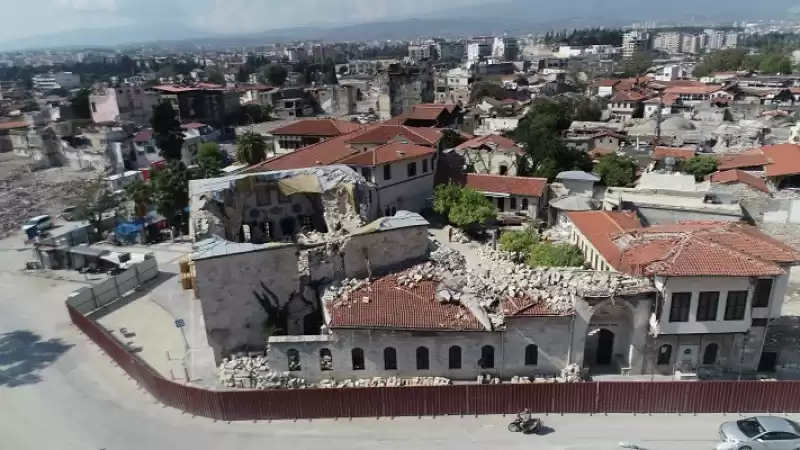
<box><xmin>0</xmin><ymin>155</ymin><xmax>92</xmax><ymax>239</ymax></box>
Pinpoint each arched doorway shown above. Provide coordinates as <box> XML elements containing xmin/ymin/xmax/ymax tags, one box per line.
<box><xmin>596</xmin><ymin>329</ymin><xmax>614</xmax><ymax>365</ymax></box>
<box><xmin>280</xmin><ymin>217</ymin><xmax>296</xmax><ymax>237</ymax></box>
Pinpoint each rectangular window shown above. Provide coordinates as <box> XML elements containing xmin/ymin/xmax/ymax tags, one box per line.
<box><xmin>361</xmin><ymin>167</ymin><xmax>372</xmax><ymax>181</ymax></box>
<box><xmin>422</xmin><ymin>159</ymin><xmax>429</xmax><ymax>173</ymax></box>
<box><xmin>510</xmin><ymin>197</ymin><xmax>517</xmax><ymax>210</ymax></box>
<box><xmin>696</xmin><ymin>292</ymin><xmax>719</xmax><ymax>322</ymax></box>
<box><xmin>752</xmin><ymin>278</ymin><xmax>773</xmax><ymax>308</ymax></box>
<box><xmin>725</xmin><ymin>291</ymin><xmax>748</xmax><ymax>321</ymax></box>
<box><xmin>407</xmin><ymin>162</ymin><xmax>417</xmax><ymax>177</ymax></box>
<box><xmin>383</xmin><ymin>164</ymin><xmax>392</xmax><ymax>180</ymax></box>
<box><xmin>669</xmin><ymin>292</ymin><xmax>691</xmax><ymax>322</ymax></box>
<box><xmin>91</xmin><ymin>102</ymin><xmax>97</xmax><ymax>113</ymax></box>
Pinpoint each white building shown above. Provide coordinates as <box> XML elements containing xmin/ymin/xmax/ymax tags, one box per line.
<box><xmin>408</xmin><ymin>44</ymin><xmax>435</xmax><ymax>61</ymax></box>
<box><xmin>653</xmin><ymin>32</ymin><xmax>683</xmax><ymax>55</ymax></box>
<box><xmin>492</xmin><ymin>37</ymin><xmax>519</xmax><ymax>61</ymax></box>
<box><xmin>89</xmin><ymin>86</ymin><xmax>161</xmax><ymax>126</ymax></box>
<box><xmin>681</xmin><ymin>34</ymin><xmax>702</xmax><ymax>54</ymax></box>
<box><xmin>32</xmin><ymin>72</ymin><xmax>81</xmax><ymax>91</ymax></box>
<box><xmin>467</xmin><ymin>42</ymin><xmax>491</xmax><ymax>65</ymax></box>
<box><xmin>622</xmin><ymin>31</ymin><xmax>651</xmax><ymax>58</ymax></box>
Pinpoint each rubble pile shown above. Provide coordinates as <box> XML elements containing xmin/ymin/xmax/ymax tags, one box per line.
<box><xmin>318</xmin><ymin>376</ymin><xmax>451</xmax><ymax>388</ymax></box>
<box><xmin>0</xmin><ymin>167</ymin><xmax>87</xmax><ymax>239</ymax></box>
<box><xmin>321</xmin><ymin>277</ymin><xmax>371</xmax><ymax>303</ymax></box>
<box><xmin>217</xmin><ymin>356</ymin><xmax>312</xmax><ymax>389</ymax></box>
<box><xmin>446</xmin><ymin>226</ymin><xmax>470</xmax><ymax>243</ymax></box>
<box><xmin>296</xmin><ymin>227</ymin><xmax>351</xmax><ymax>246</ymax></box>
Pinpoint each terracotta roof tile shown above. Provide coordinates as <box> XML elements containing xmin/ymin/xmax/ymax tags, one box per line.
<box><xmin>715</xmin><ymin>152</ymin><xmax>770</xmax><ymax>171</ymax></box>
<box><xmin>610</xmin><ymin>90</ymin><xmax>647</xmax><ymax>102</ymax></box>
<box><xmin>0</xmin><ymin>120</ymin><xmax>30</xmax><ymax>130</ymax></box>
<box><xmin>455</xmin><ymin>134</ymin><xmax>524</xmax><ymax>155</ymax></box>
<box><xmin>464</xmin><ymin>173</ymin><xmax>547</xmax><ymax>197</ymax></box>
<box><xmin>708</xmin><ymin>169</ymin><xmax>769</xmax><ymax>193</ymax></box>
<box><xmin>338</xmin><ymin>141</ymin><xmax>436</xmax><ymax>166</ymax></box>
<box><xmin>347</xmin><ymin>125</ymin><xmax>442</xmax><ymax>145</ymax></box>
<box><xmin>502</xmin><ymin>296</ymin><xmax>572</xmax><ymax>317</ymax></box>
<box><xmin>270</xmin><ymin>118</ymin><xmax>362</xmax><ymax>137</ymax></box>
<box><xmin>760</xmin><ymin>143</ymin><xmax>800</xmax><ymax>177</ymax></box>
<box><xmin>327</xmin><ymin>277</ymin><xmax>485</xmax><ymax>331</ymax></box>
<box><xmin>594</xmin><ymin>79</ymin><xmax>621</xmax><ymax>88</ymax></box>
<box><xmin>568</xmin><ymin>211</ymin><xmax>643</xmax><ymax>267</ymax></box>
<box><xmin>664</xmin><ymin>85</ymin><xmax>722</xmax><ymax>95</ymax></box>
<box><xmin>653</xmin><ymin>146</ymin><xmax>696</xmax><ymax>161</ymax></box>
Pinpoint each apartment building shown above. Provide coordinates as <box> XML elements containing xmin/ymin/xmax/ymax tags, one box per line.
<box><xmin>89</xmin><ymin>86</ymin><xmax>161</xmax><ymax>126</ymax></box>
<box><xmin>408</xmin><ymin>44</ymin><xmax>436</xmax><ymax>61</ymax></box>
<box><xmin>32</xmin><ymin>71</ymin><xmax>81</xmax><ymax>90</ymax></box>
<box><xmin>622</xmin><ymin>31</ymin><xmax>651</xmax><ymax>58</ymax></box>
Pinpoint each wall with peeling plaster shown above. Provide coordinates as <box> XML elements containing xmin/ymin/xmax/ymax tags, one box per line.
<box><xmin>340</xmin><ymin>226</ymin><xmax>429</xmax><ymax>279</ymax></box>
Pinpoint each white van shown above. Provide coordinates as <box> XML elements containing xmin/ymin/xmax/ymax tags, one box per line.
<box><xmin>22</xmin><ymin>215</ymin><xmax>54</xmax><ymax>233</ymax></box>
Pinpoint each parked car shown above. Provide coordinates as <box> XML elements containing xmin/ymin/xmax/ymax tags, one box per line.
<box><xmin>21</xmin><ymin>215</ymin><xmax>54</xmax><ymax>233</ymax></box>
<box><xmin>718</xmin><ymin>416</ymin><xmax>800</xmax><ymax>450</ymax></box>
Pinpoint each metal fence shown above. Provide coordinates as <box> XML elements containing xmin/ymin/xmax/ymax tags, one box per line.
<box><xmin>66</xmin><ymin>303</ymin><xmax>800</xmax><ymax>420</ymax></box>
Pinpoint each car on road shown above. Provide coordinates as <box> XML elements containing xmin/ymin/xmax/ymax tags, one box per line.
<box><xmin>718</xmin><ymin>416</ymin><xmax>800</xmax><ymax>450</ymax></box>
<box><xmin>21</xmin><ymin>215</ymin><xmax>54</xmax><ymax>234</ymax></box>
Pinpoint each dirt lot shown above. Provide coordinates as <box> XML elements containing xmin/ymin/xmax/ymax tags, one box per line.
<box><xmin>0</xmin><ymin>154</ymin><xmax>94</xmax><ymax>238</ymax></box>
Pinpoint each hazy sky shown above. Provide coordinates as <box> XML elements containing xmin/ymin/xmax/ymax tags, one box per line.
<box><xmin>0</xmin><ymin>0</ymin><xmax>501</xmax><ymax>42</ymax></box>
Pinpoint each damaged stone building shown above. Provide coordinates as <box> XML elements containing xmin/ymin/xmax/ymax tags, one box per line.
<box><xmin>569</xmin><ymin>210</ymin><xmax>800</xmax><ymax>376</ymax></box>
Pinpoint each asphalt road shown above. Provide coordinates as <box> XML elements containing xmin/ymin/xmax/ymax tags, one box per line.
<box><xmin>0</xmin><ymin>234</ymin><xmax>791</xmax><ymax>450</ymax></box>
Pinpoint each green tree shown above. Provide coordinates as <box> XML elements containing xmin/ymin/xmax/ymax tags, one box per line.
<box><xmin>619</xmin><ymin>52</ymin><xmax>654</xmax><ymax>77</ymax></box>
<box><xmin>151</xmin><ymin>161</ymin><xmax>190</xmax><ymax>229</ymax></box>
<box><xmin>498</xmin><ymin>228</ymin><xmax>539</xmax><ymax>254</ymax></box>
<box><xmin>469</xmin><ymin>81</ymin><xmax>509</xmax><ymax>102</ymax></box>
<box><xmin>432</xmin><ymin>184</ymin><xmax>496</xmax><ymax>228</ymax></box>
<box><xmin>206</xmin><ymin>68</ymin><xmax>226</xmax><ymax>84</ymax></box>
<box><xmin>151</xmin><ymin>102</ymin><xmax>185</xmax><ymax>161</ymax></box>
<box><xmin>70</xmin><ymin>88</ymin><xmax>92</xmax><ymax>119</ymax></box>
<box><xmin>759</xmin><ymin>53</ymin><xmax>793</xmax><ymax>74</ymax></box>
<box><xmin>440</xmin><ymin>129</ymin><xmax>467</xmax><ymax>149</ymax></box>
<box><xmin>74</xmin><ymin>176</ymin><xmax>127</xmax><ymax>238</ymax></box>
<box><xmin>526</xmin><ymin>242</ymin><xmax>584</xmax><ymax>267</ymax></box>
<box><xmin>683</xmin><ymin>155</ymin><xmax>718</xmax><ymax>180</ymax></box>
<box><xmin>595</xmin><ymin>153</ymin><xmax>638</xmax><ymax>187</ymax></box>
<box><xmin>263</xmin><ymin>64</ymin><xmax>288</xmax><ymax>86</ymax></box>
<box><xmin>195</xmin><ymin>142</ymin><xmax>225</xmax><ymax>178</ymax></box>
<box><xmin>125</xmin><ymin>179</ymin><xmax>154</xmax><ymax>220</ymax></box>
<box><xmin>236</xmin><ymin>131</ymin><xmax>268</xmax><ymax>165</ymax></box>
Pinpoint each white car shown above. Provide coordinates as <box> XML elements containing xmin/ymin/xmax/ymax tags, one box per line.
<box><xmin>22</xmin><ymin>215</ymin><xmax>54</xmax><ymax>234</ymax></box>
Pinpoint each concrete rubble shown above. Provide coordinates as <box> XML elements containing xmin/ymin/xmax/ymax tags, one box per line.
<box><xmin>445</xmin><ymin>225</ymin><xmax>470</xmax><ymax>243</ymax></box>
<box><xmin>217</xmin><ymin>355</ymin><xmax>312</xmax><ymax>389</ymax></box>
<box><xmin>318</xmin><ymin>376</ymin><xmax>452</xmax><ymax>388</ymax></box>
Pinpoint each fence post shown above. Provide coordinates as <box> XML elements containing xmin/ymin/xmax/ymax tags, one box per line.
<box><xmin>134</xmin><ymin>263</ymin><xmax>142</xmax><ymax>286</ymax></box>
<box><xmin>91</xmin><ymin>288</ymin><xmax>99</xmax><ymax>310</ymax></box>
<box><xmin>113</xmin><ymin>274</ymin><xmax>121</xmax><ymax>298</ymax></box>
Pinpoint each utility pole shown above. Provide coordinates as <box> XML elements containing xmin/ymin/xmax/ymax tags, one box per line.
<box><xmin>653</xmin><ymin>94</ymin><xmax>664</xmax><ymax>148</ymax></box>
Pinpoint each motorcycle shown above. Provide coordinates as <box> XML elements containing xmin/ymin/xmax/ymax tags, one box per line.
<box><xmin>508</xmin><ymin>416</ymin><xmax>542</xmax><ymax>434</ymax></box>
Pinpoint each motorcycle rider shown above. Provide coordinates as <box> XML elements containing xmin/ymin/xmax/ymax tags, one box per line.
<box><xmin>517</xmin><ymin>408</ymin><xmax>532</xmax><ymax>423</ymax></box>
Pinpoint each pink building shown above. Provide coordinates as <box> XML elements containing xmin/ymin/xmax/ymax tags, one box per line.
<box><xmin>89</xmin><ymin>86</ymin><xmax>161</xmax><ymax>126</ymax></box>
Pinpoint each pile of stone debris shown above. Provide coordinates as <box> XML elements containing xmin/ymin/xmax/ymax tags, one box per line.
<box><xmin>217</xmin><ymin>355</ymin><xmax>312</xmax><ymax>389</ymax></box>
<box><xmin>318</xmin><ymin>376</ymin><xmax>451</xmax><ymax>388</ymax></box>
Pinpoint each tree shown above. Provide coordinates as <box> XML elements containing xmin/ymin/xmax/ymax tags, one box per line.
<box><xmin>70</xmin><ymin>88</ymin><xmax>92</xmax><ymax>119</ymax></box>
<box><xmin>683</xmin><ymin>155</ymin><xmax>718</xmax><ymax>180</ymax></box>
<box><xmin>759</xmin><ymin>53</ymin><xmax>793</xmax><ymax>74</ymax></box>
<box><xmin>125</xmin><ymin>179</ymin><xmax>154</xmax><ymax>220</ymax></box>
<box><xmin>236</xmin><ymin>131</ymin><xmax>268</xmax><ymax>165</ymax></box>
<box><xmin>206</xmin><ymin>68</ymin><xmax>226</xmax><ymax>84</ymax></box>
<box><xmin>263</xmin><ymin>64</ymin><xmax>288</xmax><ymax>86</ymax></box>
<box><xmin>595</xmin><ymin>153</ymin><xmax>638</xmax><ymax>187</ymax></box>
<box><xmin>151</xmin><ymin>161</ymin><xmax>190</xmax><ymax>229</ymax></box>
<box><xmin>151</xmin><ymin>102</ymin><xmax>185</xmax><ymax>161</ymax></box>
<box><xmin>74</xmin><ymin>176</ymin><xmax>127</xmax><ymax>238</ymax></box>
<box><xmin>499</xmin><ymin>228</ymin><xmax>539</xmax><ymax>254</ymax></box>
<box><xmin>440</xmin><ymin>129</ymin><xmax>467</xmax><ymax>149</ymax></box>
<box><xmin>526</xmin><ymin>242</ymin><xmax>584</xmax><ymax>267</ymax></box>
<box><xmin>619</xmin><ymin>52</ymin><xmax>654</xmax><ymax>77</ymax></box>
<box><xmin>469</xmin><ymin>81</ymin><xmax>509</xmax><ymax>103</ymax></box>
<box><xmin>433</xmin><ymin>183</ymin><xmax>495</xmax><ymax>228</ymax></box>
<box><xmin>195</xmin><ymin>142</ymin><xmax>225</xmax><ymax>179</ymax></box>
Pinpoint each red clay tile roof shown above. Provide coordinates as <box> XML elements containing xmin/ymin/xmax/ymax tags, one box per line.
<box><xmin>502</xmin><ymin>297</ymin><xmax>572</xmax><ymax>317</ymax></box>
<box><xmin>183</xmin><ymin>122</ymin><xmax>207</xmax><ymax>129</ymax></box>
<box><xmin>347</xmin><ymin>124</ymin><xmax>442</xmax><ymax>145</ymax></box>
<box><xmin>664</xmin><ymin>85</ymin><xmax>722</xmax><ymax>95</ymax></box>
<box><xmin>456</xmin><ymin>134</ymin><xmax>524</xmax><ymax>155</ymax></box>
<box><xmin>760</xmin><ymin>143</ymin><xmax>800</xmax><ymax>177</ymax></box>
<box><xmin>152</xmin><ymin>83</ymin><xmax>224</xmax><ymax>93</ymax></box>
<box><xmin>0</xmin><ymin>120</ymin><xmax>30</xmax><ymax>130</ymax></box>
<box><xmin>708</xmin><ymin>169</ymin><xmax>769</xmax><ymax>193</ymax></box>
<box><xmin>571</xmin><ymin>213</ymin><xmax>800</xmax><ymax>277</ymax></box>
<box><xmin>327</xmin><ymin>277</ymin><xmax>485</xmax><ymax>331</ymax></box>
<box><xmin>715</xmin><ymin>152</ymin><xmax>771</xmax><ymax>171</ymax></box>
<box><xmin>610</xmin><ymin>90</ymin><xmax>647</xmax><ymax>102</ymax></box>
<box><xmin>338</xmin><ymin>141</ymin><xmax>436</xmax><ymax>166</ymax></box>
<box><xmin>594</xmin><ymin>79</ymin><xmax>621</xmax><ymax>88</ymax></box>
<box><xmin>464</xmin><ymin>173</ymin><xmax>547</xmax><ymax>197</ymax></box>
<box><xmin>270</xmin><ymin>118</ymin><xmax>362</xmax><ymax>137</ymax></box>
<box><xmin>653</xmin><ymin>146</ymin><xmax>696</xmax><ymax>161</ymax></box>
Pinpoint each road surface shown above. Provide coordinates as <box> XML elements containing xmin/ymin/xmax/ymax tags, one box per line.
<box><xmin>0</xmin><ymin>235</ymin><xmax>790</xmax><ymax>450</ymax></box>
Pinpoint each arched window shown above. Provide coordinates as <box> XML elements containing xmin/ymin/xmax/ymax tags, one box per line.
<box><xmin>287</xmin><ymin>349</ymin><xmax>301</xmax><ymax>371</ymax></box>
<box><xmin>416</xmin><ymin>346</ymin><xmax>430</xmax><ymax>370</ymax></box>
<box><xmin>480</xmin><ymin>345</ymin><xmax>495</xmax><ymax>369</ymax></box>
<box><xmin>656</xmin><ymin>344</ymin><xmax>672</xmax><ymax>365</ymax></box>
<box><xmin>448</xmin><ymin>345</ymin><xmax>462</xmax><ymax>369</ymax></box>
<box><xmin>384</xmin><ymin>347</ymin><xmax>397</xmax><ymax>370</ymax></box>
<box><xmin>319</xmin><ymin>348</ymin><xmax>332</xmax><ymax>371</ymax></box>
<box><xmin>703</xmin><ymin>343</ymin><xmax>718</xmax><ymax>365</ymax></box>
<box><xmin>351</xmin><ymin>348</ymin><xmax>365</xmax><ymax>370</ymax></box>
<box><xmin>525</xmin><ymin>344</ymin><xmax>538</xmax><ymax>366</ymax></box>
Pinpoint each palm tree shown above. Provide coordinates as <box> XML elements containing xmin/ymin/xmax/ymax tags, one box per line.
<box><xmin>237</xmin><ymin>131</ymin><xmax>268</xmax><ymax>166</ymax></box>
<box><xmin>126</xmin><ymin>179</ymin><xmax>154</xmax><ymax>220</ymax></box>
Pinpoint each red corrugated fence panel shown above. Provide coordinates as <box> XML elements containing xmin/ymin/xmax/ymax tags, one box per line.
<box><xmin>425</xmin><ymin>385</ymin><xmax>468</xmax><ymax>416</ymax></box>
<box><xmin>551</xmin><ymin>382</ymin><xmax>596</xmax><ymax>413</ymax></box>
<box><xmin>773</xmin><ymin>382</ymin><xmax>800</xmax><ymax>413</ymax></box>
<box><xmin>693</xmin><ymin>381</ymin><xmax>731</xmax><ymax>413</ymax></box>
<box><xmin>468</xmin><ymin>385</ymin><xmax>509</xmax><ymax>415</ymax></box>
<box><xmin>727</xmin><ymin>381</ymin><xmax>775</xmax><ymax>413</ymax></box>
<box><xmin>638</xmin><ymin>382</ymin><xmax>689</xmax><ymax>413</ymax></box>
<box><xmin>382</xmin><ymin>386</ymin><xmax>428</xmax><ymax>417</ymax></box>
<box><xmin>597</xmin><ymin>382</ymin><xmax>641</xmax><ymax>413</ymax></box>
<box><xmin>337</xmin><ymin>387</ymin><xmax>383</xmax><ymax>417</ymax></box>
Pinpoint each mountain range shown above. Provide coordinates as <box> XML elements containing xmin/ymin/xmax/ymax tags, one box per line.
<box><xmin>2</xmin><ymin>0</ymin><xmax>800</xmax><ymax>51</ymax></box>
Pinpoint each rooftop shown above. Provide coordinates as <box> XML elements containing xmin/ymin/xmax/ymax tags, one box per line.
<box><xmin>652</xmin><ymin>146</ymin><xmax>696</xmax><ymax>161</ymax></box>
<box><xmin>338</xmin><ymin>141</ymin><xmax>436</xmax><ymax>166</ymax></box>
<box><xmin>708</xmin><ymin>169</ymin><xmax>770</xmax><ymax>193</ymax></box>
<box><xmin>455</xmin><ymin>134</ymin><xmax>523</xmax><ymax>154</ymax></box>
<box><xmin>269</xmin><ymin>118</ymin><xmax>363</xmax><ymax>137</ymax></box>
<box><xmin>463</xmin><ymin>173</ymin><xmax>547</xmax><ymax>197</ymax></box>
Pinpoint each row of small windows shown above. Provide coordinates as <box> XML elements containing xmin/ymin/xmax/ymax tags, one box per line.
<box><xmin>655</xmin><ymin>343</ymin><xmax>718</xmax><ymax>366</ymax></box>
<box><xmin>284</xmin><ymin>344</ymin><xmax>540</xmax><ymax>371</ymax></box>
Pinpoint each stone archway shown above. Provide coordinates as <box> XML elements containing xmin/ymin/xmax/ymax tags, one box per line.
<box><xmin>583</xmin><ymin>300</ymin><xmax>635</xmax><ymax>374</ymax></box>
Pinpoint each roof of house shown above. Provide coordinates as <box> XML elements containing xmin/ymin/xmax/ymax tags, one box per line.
<box><xmin>759</xmin><ymin>143</ymin><xmax>800</xmax><ymax>177</ymax></box>
<box><xmin>269</xmin><ymin>118</ymin><xmax>362</xmax><ymax>137</ymax></box>
<box><xmin>569</xmin><ymin>212</ymin><xmax>800</xmax><ymax>277</ymax></box>
<box><xmin>708</xmin><ymin>169</ymin><xmax>770</xmax><ymax>193</ymax></box>
<box><xmin>151</xmin><ymin>83</ymin><xmax>225</xmax><ymax>93</ymax></box>
<box><xmin>652</xmin><ymin>146</ymin><xmax>696</xmax><ymax>161</ymax></box>
<box><xmin>338</xmin><ymin>141</ymin><xmax>436</xmax><ymax>166</ymax></box>
<box><xmin>327</xmin><ymin>277</ymin><xmax>485</xmax><ymax>331</ymax></box>
<box><xmin>0</xmin><ymin>120</ymin><xmax>30</xmax><ymax>130</ymax></box>
<box><xmin>664</xmin><ymin>85</ymin><xmax>722</xmax><ymax>95</ymax></box>
<box><xmin>643</xmin><ymin>93</ymin><xmax>681</xmax><ymax>106</ymax></box>
<box><xmin>502</xmin><ymin>296</ymin><xmax>572</xmax><ymax>317</ymax></box>
<box><xmin>455</xmin><ymin>134</ymin><xmax>524</xmax><ymax>155</ymax></box>
<box><xmin>346</xmin><ymin>124</ymin><xmax>442</xmax><ymax>145</ymax></box>
<box><xmin>594</xmin><ymin>79</ymin><xmax>621</xmax><ymax>88</ymax></box>
<box><xmin>715</xmin><ymin>151</ymin><xmax>771</xmax><ymax>171</ymax></box>
<box><xmin>464</xmin><ymin>173</ymin><xmax>547</xmax><ymax>197</ymax></box>
<box><xmin>610</xmin><ymin>90</ymin><xmax>647</xmax><ymax>102</ymax></box>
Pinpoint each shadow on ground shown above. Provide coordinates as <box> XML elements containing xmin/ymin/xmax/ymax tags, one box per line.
<box><xmin>0</xmin><ymin>330</ymin><xmax>73</xmax><ymax>387</ymax></box>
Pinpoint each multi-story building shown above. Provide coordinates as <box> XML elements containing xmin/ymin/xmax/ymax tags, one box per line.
<box><xmin>89</xmin><ymin>86</ymin><xmax>161</xmax><ymax>127</ymax></box>
<box><xmin>705</xmin><ymin>29</ymin><xmax>726</xmax><ymax>50</ymax></box>
<box><xmin>622</xmin><ymin>31</ymin><xmax>651</xmax><ymax>59</ymax></box>
<box><xmin>653</xmin><ymin>32</ymin><xmax>683</xmax><ymax>55</ymax></box>
<box><xmin>408</xmin><ymin>44</ymin><xmax>436</xmax><ymax>61</ymax></box>
<box><xmin>435</xmin><ymin>41</ymin><xmax>465</xmax><ymax>61</ymax></box>
<box><xmin>681</xmin><ymin>34</ymin><xmax>702</xmax><ymax>54</ymax></box>
<box><xmin>386</xmin><ymin>62</ymin><xmax>434</xmax><ymax>118</ymax></box>
<box><xmin>724</xmin><ymin>32</ymin><xmax>740</xmax><ymax>49</ymax></box>
<box><xmin>151</xmin><ymin>82</ymin><xmax>241</xmax><ymax>126</ymax></box>
<box><xmin>467</xmin><ymin>42</ymin><xmax>492</xmax><ymax>65</ymax></box>
<box><xmin>308</xmin><ymin>45</ymin><xmax>342</xmax><ymax>64</ymax></box>
<box><xmin>32</xmin><ymin>71</ymin><xmax>81</xmax><ymax>91</ymax></box>
<box><xmin>492</xmin><ymin>36</ymin><xmax>519</xmax><ymax>61</ymax></box>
